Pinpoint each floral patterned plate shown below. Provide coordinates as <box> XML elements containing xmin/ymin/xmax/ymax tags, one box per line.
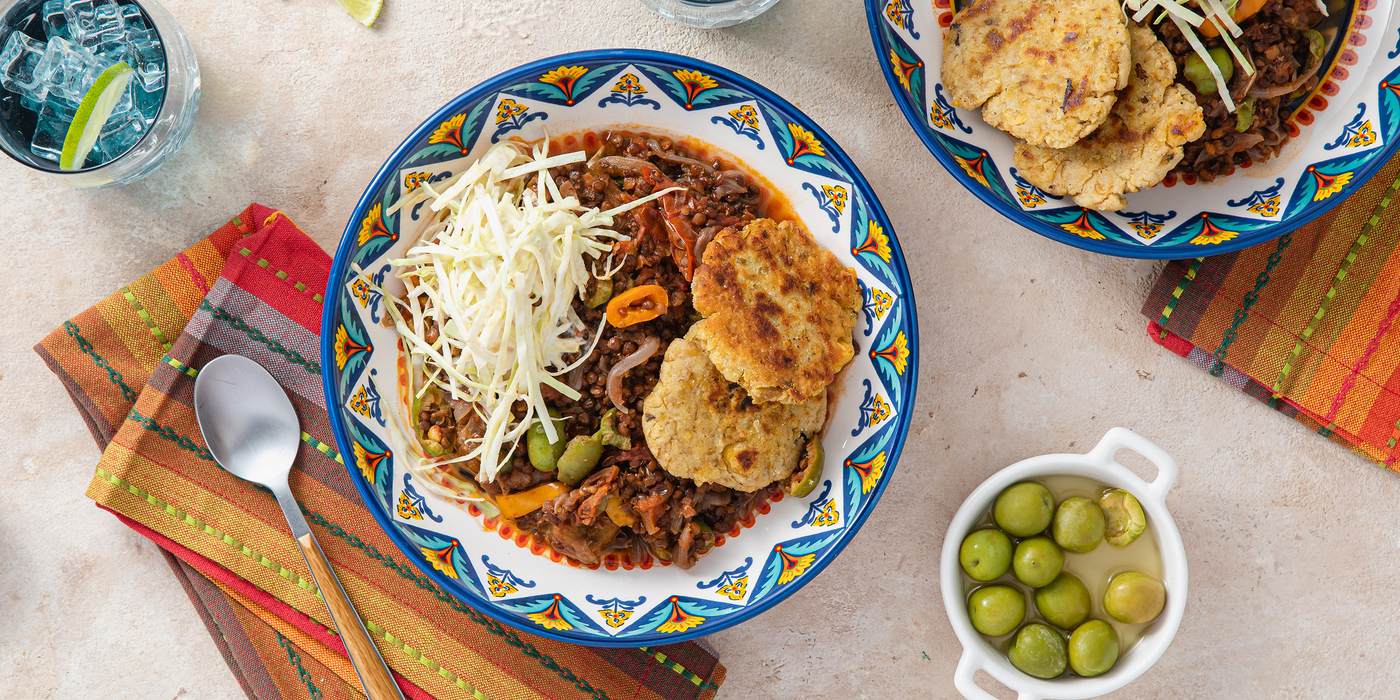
<box><xmin>868</xmin><ymin>0</ymin><xmax>1399</xmax><ymax>258</ymax></box>
<box><xmin>321</xmin><ymin>50</ymin><xmax>918</xmax><ymax>646</ymax></box>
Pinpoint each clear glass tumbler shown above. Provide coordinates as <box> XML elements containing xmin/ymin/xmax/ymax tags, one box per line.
<box><xmin>0</xmin><ymin>0</ymin><xmax>199</xmax><ymax>188</ymax></box>
<box><xmin>638</xmin><ymin>0</ymin><xmax>782</xmax><ymax>29</ymax></box>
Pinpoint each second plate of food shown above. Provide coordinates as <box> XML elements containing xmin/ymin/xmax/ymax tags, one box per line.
<box><xmin>869</xmin><ymin>0</ymin><xmax>1399</xmax><ymax>257</ymax></box>
<box><xmin>322</xmin><ymin>49</ymin><xmax>918</xmax><ymax>646</ymax></box>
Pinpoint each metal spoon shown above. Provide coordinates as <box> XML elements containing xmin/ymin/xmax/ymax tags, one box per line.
<box><xmin>194</xmin><ymin>354</ymin><xmax>404</xmax><ymax>700</ymax></box>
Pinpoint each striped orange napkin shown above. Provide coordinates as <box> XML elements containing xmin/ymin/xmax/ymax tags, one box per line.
<box><xmin>36</xmin><ymin>204</ymin><xmax>726</xmax><ymax>700</ymax></box>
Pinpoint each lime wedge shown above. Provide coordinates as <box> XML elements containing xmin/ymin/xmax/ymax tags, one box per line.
<box><xmin>334</xmin><ymin>0</ymin><xmax>382</xmax><ymax>27</ymax></box>
<box><xmin>59</xmin><ymin>61</ymin><xmax>135</xmax><ymax>171</ymax></box>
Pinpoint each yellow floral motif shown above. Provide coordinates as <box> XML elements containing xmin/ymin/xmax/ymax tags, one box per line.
<box><xmin>871</xmin><ymin>287</ymin><xmax>893</xmax><ymax>318</ymax></box>
<box><xmin>351</xmin><ymin>441</ymin><xmax>385</xmax><ymax>485</ymax></box>
<box><xmin>729</xmin><ymin>104</ymin><xmax>760</xmax><ymax>129</ymax></box>
<box><xmin>527</xmin><ymin>598</ymin><xmax>573</xmax><ymax>631</ymax></box>
<box><xmin>420</xmin><ymin>541</ymin><xmax>460</xmax><ymax>580</ymax></box>
<box><xmin>870</xmin><ymin>394</ymin><xmax>891</xmax><ymax>425</ymax></box>
<box><xmin>357</xmin><ymin>203</ymin><xmax>394</xmax><ymax>247</ymax></box>
<box><xmin>854</xmin><ymin>220</ymin><xmax>892</xmax><ymax>263</ymax></box>
<box><xmin>495</xmin><ymin>98</ymin><xmax>529</xmax><ymax>125</ymax></box>
<box><xmin>350</xmin><ymin>278</ymin><xmax>373</xmax><ymax>307</ymax></box>
<box><xmin>397</xmin><ymin>491</ymin><xmax>422</xmax><ymax>520</ymax></box>
<box><xmin>1247</xmin><ymin>197</ymin><xmax>1281</xmax><ymax>217</ymax></box>
<box><xmin>1129</xmin><ymin>222</ymin><xmax>1163</xmax><ymax>239</ymax></box>
<box><xmin>672</xmin><ymin>68</ymin><xmax>718</xmax><ymax>108</ymax></box>
<box><xmin>1015</xmin><ymin>185</ymin><xmax>1046</xmax><ymax>208</ymax></box>
<box><xmin>1349</xmin><ymin>121</ymin><xmax>1377</xmax><ymax>148</ymax></box>
<box><xmin>349</xmin><ymin>384</ymin><xmax>375</xmax><ymax>421</ymax></box>
<box><xmin>953</xmin><ymin>153</ymin><xmax>990</xmax><ymax>189</ymax></box>
<box><xmin>487</xmin><ymin>574</ymin><xmax>518</xmax><ymax>598</ymax></box>
<box><xmin>813</xmin><ymin>501</ymin><xmax>840</xmax><ymax>528</ymax></box>
<box><xmin>786</xmin><ymin>123</ymin><xmax>827</xmax><ymax>162</ymax></box>
<box><xmin>889</xmin><ymin>49</ymin><xmax>922</xmax><ymax>93</ymax></box>
<box><xmin>776</xmin><ymin>547</ymin><xmax>816</xmax><ymax>585</ymax></box>
<box><xmin>612</xmin><ymin>72</ymin><xmax>647</xmax><ymax>94</ymax></box>
<box><xmin>848</xmin><ymin>451</ymin><xmax>887</xmax><ymax>494</ymax></box>
<box><xmin>334</xmin><ymin>325</ymin><xmax>350</xmax><ymax>370</ymax></box>
<box><xmin>930</xmin><ymin>102</ymin><xmax>957</xmax><ymax>131</ymax></box>
<box><xmin>885</xmin><ymin>0</ymin><xmax>905</xmax><ymax>24</ymax></box>
<box><xmin>1060</xmin><ymin>212</ymin><xmax>1105</xmax><ymax>240</ymax></box>
<box><xmin>428</xmin><ymin>113</ymin><xmax>466</xmax><ymax>152</ymax></box>
<box><xmin>873</xmin><ymin>331</ymin><xmax>910</xmax><ymax>375</ymax></box>
<box><xmin>1188</xmin><ymin>217</ymin><xmax>1240</xmax><ymax>245</ymax></box>
<box><xmin>717</xmin><ymin>577</ymin><xmax>748</xmax><ymax>601</ymax></box>
<box><xmin>1312</xmin><ymin>168</ymin><xmax>1353</xmax><ymax>201</ymax></box>
<box><xmin>822</xmin><ymin>185</ymin><xmax>848</xmax><ymax>214</ymax></box>
<box><xmin>403</xmin><ymin>171</ymin><xmax>431</xmax><ymax>191</ymax></box>
<box><xmin>655</xmin><ymin>599</ymin><xmax>705</xmax><ymax>634</ymax></box>
<box><xmin>600</xmin><ymin>610</ymin><xmax>633</xmax><ymax>628</ymax></box>
<box><xmin>540</xmin><ymin>65</ymin><xmax>589</xmax><ymax>104</ymax></box>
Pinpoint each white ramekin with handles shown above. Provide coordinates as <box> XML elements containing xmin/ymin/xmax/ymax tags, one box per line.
<box><xmin>941</xmin><ymin>428</ymin><xmax>1187</xmax><ymax>700</ymax></box>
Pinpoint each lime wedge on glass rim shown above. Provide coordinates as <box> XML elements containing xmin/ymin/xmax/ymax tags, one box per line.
<box><xmin>59</xmin><ymin>61</ymin><xmax>135</xmax><ymax>171</ymax></box>
<box><xmin>334</xmin><ymin>0</ymin><xmax>382</xmax><ymax>27</ymax></box>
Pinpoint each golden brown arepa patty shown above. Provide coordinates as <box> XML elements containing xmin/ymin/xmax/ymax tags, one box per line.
<box><xmin>942</xmin><ymin>0</ymin><xmax>1131</xmax><ymax>149</ymax></box>
<box><xmin>1012</xmin><ymin>23</ymin><xmax>1205</xmax><ymax>211</ymax></box>
<box><xmin>641</xmin><ymin>332</ymin><xmax>826</xmax><ymax>492</ymax></box>
<box><xmin>690</xmin><ymin>218</ymin><xmax>861</xmax><ymax>405</ymax></box>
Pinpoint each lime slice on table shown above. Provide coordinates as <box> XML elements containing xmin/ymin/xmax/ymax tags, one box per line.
<box><xmin>59</xmin><ymin>61</ymin><xmax>135</xmax><ymax>171</ymax></box>
<box><xmin>334</xmin><ymin>0</ymin><xmax>382</xmax><ymax>27</ymax></box>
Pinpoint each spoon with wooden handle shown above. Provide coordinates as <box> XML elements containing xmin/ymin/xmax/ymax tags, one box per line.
<box><xmin>194</xmin><ymin>354</ymin><xmax>404</xmax><ymax>700</ymax></box>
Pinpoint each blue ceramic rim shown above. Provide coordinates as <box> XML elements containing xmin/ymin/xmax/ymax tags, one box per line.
<box><xmin>863</xmin><ymin>1</ymin><xmax>1400</xmax><ymax>260</ymax></box>
<box><xmin>321</xmin><ymin>48</ymin><xmax>921</xmax><ymax>647</ymax></box>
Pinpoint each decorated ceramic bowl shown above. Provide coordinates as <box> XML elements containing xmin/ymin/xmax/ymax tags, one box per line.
<box><xmin>321</xmin><ymin>50</ymin><xmax>918</xmax><ymax>646</ymax></box>
<box><xmin>940</xmin><ymin>428</ymin><xmax>1187</xmax><ymax>699</ymax></box>
<box><xmin>867</xmin><ymin>0</ymin><xmax>1400</xmax><ymax>258</ymax></box>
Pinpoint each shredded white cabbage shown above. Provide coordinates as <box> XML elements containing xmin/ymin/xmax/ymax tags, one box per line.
<box><xmin>382</xmin><ymin>139</ymin><xmax>670</xmax><ymax>482</ymax></box>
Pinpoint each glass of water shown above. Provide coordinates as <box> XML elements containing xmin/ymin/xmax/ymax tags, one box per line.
<box><xmin>638</xmin><ymin>0</ymin><xmax>782</xmax><ymax>29</ymax></box>
<box><xmin>0</xmin><ymin>0</ymin><xmax>199</xmax><ymax>187</ymax></box>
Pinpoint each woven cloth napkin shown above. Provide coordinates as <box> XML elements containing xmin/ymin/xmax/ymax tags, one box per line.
<box><xmin>35</xmin><ymin>204</ymin><xmax>726</xmax><ymax>700</ymax></box>
<box><xmin>1143</xmin><ymin>154</ymin><xmax>1400</xmax><ymax>471</ymax></box>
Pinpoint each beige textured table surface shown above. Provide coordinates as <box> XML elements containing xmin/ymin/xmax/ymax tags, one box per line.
<box><xmin>4</xmin><ymin>0</ymin><xmax>1400</xmax><ymax>698</ymax></box>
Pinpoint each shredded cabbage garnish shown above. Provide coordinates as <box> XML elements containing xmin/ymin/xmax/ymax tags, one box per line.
<box><xmin>1126</xmin><ymin>0</ymin><xmax>1254</xmax><ymax>112</ymax></box>
<box><xmin>383</xmin><ymin>139</ymin><xmax>678</xmax><ymax>482</ymax></box>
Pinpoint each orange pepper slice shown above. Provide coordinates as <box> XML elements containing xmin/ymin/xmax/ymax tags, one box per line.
<box><xmin>495</xmin><ymin>481</ymin><xmax>570</xmax><ymax>519</ymax></box>
<box><xmin>606</xmin><ymin>284</ymin><xmax>669</xmax><ymax>327</ymax></box>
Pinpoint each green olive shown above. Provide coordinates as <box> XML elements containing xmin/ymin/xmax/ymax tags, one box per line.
<box><xmin>1104</xmin><ymin>571</ymin><xmax>1166</xmax><ymax>624</ymax></box>
<box><xmin>1052</xmin><ymin>496</ymin><xmax>1105</xmax><ymax>553</ymax></box>
<box><xmin>1034</xmin><ymin>573</ymin><xmax>1092</xmax><ymax>629</ymax></box>
<box><xmin>526</xmin><ymin>409</ymin><xmax>568</xmax><ymax>471</ymax></box>
<box><xmin>1012</xmin><ymin>536</ymin><xmax>1064</xmax><ymax>588</ymax></box>
<box><xmin>585</xmin><ymin>276</ymin><xmax>614</xmax><ymax>308</ymax></box>
<box><xmin>1183</xmin><ymin>47</ymin><xmax>1234</xmax><ymax>95</ymax></box>
<box><xmin>1099</xmin><ymin>489</ymin><xmax>1146</xmax><ymax>547</ymax></box>
<box><xmin>967</xmin><ymin>585</ymin><xmax>1025</xmax><ymax>637</ymax></box>
<box><xmin>786</xmin><ymin>438</ymin><xmax>824</xmax><ymax>498</ymax></box>
<box><xmin>993</xmin><ymin>482</ymin><xmax>1054</xmax><ymax>537</ymax></box>
<box><xmin>596</xmin><ymin>408</ymin><xmax>631</xmax><ymax>449</ymax></box>
<box><xmin>960</xmin><ymin>529</ymin><xmax>1013</xmax><ymax>581</ymax></box>
<box><xmin>556</xmin><ymin>435</ymin><xmax>604</xmax><ymax>485</ymax></box>
<box><xmin>1007</xmin><ymin>623</ymin><xmax>1068</xmax><ymax>679</ymax></box>
<box><xmin>1068</xmin><ymin>619</ymin><xmax>1119</xmax><ymax>677</ymax></box>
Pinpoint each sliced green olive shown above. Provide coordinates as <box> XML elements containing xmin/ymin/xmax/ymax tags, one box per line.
<box><xmin>1236</xmin><ymin>96</ymin><xmax>1256</xmax><ymax>132</ymax></box>
<box><xmin>585</xmin><ymin>276</ymin><xmax>614</xmax><ymax>309</ymax></box>
<box><xmin>421</xmin><ymin>439</ymin><xmax>446</xmax><ymax>457</ymax></box>
<box><xmin>526</xmin><ymin>408</ymin><xmax>568</xmax><ymax>471</ymax></box>
<box><xmin>597</xmin><ymin>408</ymin><xmax>631</xmax><ymax>449</ymax></box>
<box><xmin>786</xmin><ymin>437</ymin><xmax>825</xmax><ymax>497</ymax></box>
<box><xmin>1099</xmin><ymin>489</ymin><xmax>1147</xmax><ymax>547</ymax></box>
<box><xmin>557</xmin><ymin>434</ymin><xmax>604</xmax><ymax>485</ymax></box>
<box><xmin>1184</xmin><ymin>47</ymin><xmax>1233</xmax><ymax>95</ymax></box>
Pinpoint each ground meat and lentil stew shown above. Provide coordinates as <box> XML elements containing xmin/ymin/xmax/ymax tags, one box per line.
<box><xmin>411</xmin><ymin>130</ymin><xmax>783</xmax><ymax>569</ymax></box>
<box><xmin>1156</xmin><ymin>0</ymin><xmax>1328</xmax><ymax>181</ymax></box>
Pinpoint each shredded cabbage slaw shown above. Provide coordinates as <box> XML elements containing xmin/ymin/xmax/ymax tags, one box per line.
<box><xmin>376</xmin><ymin>139</ymin><xmax>679</xmax><ymax>483</ymax></box>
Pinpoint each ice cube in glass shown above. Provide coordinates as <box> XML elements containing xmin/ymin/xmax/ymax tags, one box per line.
<box><xmin>1</xmin><ymin>32</ymin><xmax>46</xmax><ymax>95</ymax></box>
<box><xmin>42</xmin><ymin>0</ymin><xmax>71</xmax><ymax>38</ymax></box>
<box><xmin>29</xmin><ymin>99</ymin><xmax>76</xmax><ymax>162</ymax></box>
<box><xmin>126</xmin><ymin>27</ymin><xmax>162</xmax><ymax>90</ymax></box>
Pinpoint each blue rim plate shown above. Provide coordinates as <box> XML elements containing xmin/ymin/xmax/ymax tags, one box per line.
<box><xmin>867</xmin><ymin>0</ymin><xmax>1400</xmax><ymax>258</ymax></box>
<box><xmin>322</xmin><ymin>49</ymin><xmax>919</xmax><ymax>646</ymax></box>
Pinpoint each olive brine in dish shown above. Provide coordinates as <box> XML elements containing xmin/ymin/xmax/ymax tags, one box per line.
<box><xmin>959</xmin><ymin>477</ymin><xmax>1167</xmax><ymax>679</ymax></box>
<box><xmin>374</xmin><ymin>132</ymin><xmax>859</xmax><ymax>570</ymax></box>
